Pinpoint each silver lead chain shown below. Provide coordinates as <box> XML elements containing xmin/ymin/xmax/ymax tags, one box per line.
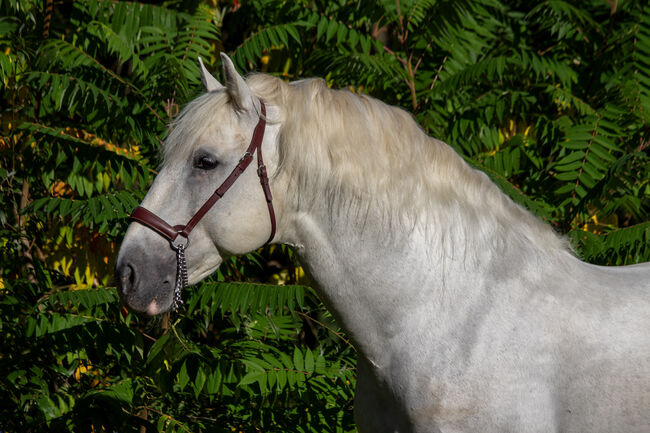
<box><xmin>172</xmin><ymin>243</ymin><xmax>188</xmax><ymax>311</ymax></box>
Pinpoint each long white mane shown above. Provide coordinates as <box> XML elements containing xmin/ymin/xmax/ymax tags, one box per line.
<box><xmin>250</xmin><ymin>75</ymin><xmax>567</xmax><ymax>254</ymax></box>
<box><xmin>164</xmin><ymin>73</ymin><xmax>568</xmax><ymax>260</ymax></box>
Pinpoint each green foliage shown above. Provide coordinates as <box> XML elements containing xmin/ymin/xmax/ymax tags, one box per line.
<box><xmin>1</xmin><ymin>0</ymin><xmax>649</xmax><ymax>432</ymax></box>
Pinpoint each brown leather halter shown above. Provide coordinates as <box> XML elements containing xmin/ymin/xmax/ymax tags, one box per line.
<box><xmin>129</xmin><ymin>102</ymin><xmax>276</xmax><ymax>309</ymax></box>
<box><xmin>131</xmin><ymin>102</ymin><xmax>275</xmax><ymax>246</ymax></box>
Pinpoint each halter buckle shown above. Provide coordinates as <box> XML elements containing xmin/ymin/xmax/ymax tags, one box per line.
<box><xmin>257</xmin><ymin>164</ymin><xmax>267</xmax><ymax>179</ymax></box>
<box><xmin>239</xmin><ymin>151</ymin><xmax>253</xmax><ymax>164</ymax></box>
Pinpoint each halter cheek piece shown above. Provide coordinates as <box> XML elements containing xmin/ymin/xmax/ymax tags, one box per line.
<box><xmin>129</xmin><ymin>102</ymin><xmax>276</xmax><ymax>310</ymax></box>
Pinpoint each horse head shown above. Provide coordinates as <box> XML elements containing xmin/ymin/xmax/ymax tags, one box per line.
<box><xmin>115</xmin><ymin>54</ymin><xmax>283</xmax><ymax>315</ymax></box>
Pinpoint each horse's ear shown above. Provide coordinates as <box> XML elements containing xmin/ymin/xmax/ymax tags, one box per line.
<box><xmin>220</xmin><ymin>53</ymin><xmax>259</xmax><ymax>114</ymax></box>
<box><xmin>198</xmin><ymin>57</ymin><xmax>224</xmax><ymax>92</ymax></box>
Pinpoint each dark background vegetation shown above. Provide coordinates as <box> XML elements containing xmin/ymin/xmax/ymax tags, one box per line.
<box><xmin>1</xmin><ymin>0</ymin><xmax>648</xmax><ymax>431</ymax></box>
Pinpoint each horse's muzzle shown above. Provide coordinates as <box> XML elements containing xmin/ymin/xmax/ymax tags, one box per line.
<box><xmin>115</xmin><ymin>244</ymin><xmax>176</xmax><ymax>315</ymax></box>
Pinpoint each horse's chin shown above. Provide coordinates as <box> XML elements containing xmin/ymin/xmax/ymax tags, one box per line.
<box><xmin>119</xmin><ymin>281</ymin><xmax>175</xmax><ymax>316</ymax></box>
<box><xmin>145</xmin><ymin>298</ymin><xmax>170</xmax><ymax>316</ymax></box>
<box><xmin>123</xmin><ymin>293</ymin><xmax>174</xmax><ymax>316</ymax></box>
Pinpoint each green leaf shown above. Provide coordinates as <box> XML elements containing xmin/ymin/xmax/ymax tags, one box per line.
<box><xmin>293</xmin><ymin>347</ymin><xmax>304</xmax><ymax>372</ymax></box>
<box><xmin>177</xmin><ymin>361</ymin><xmax>190</xmax><ymax>391</ymax></box>
<box><xmin>304</xmin><ymin>349</ymin><xmax>314</xmax><ymax>375</ymax></box>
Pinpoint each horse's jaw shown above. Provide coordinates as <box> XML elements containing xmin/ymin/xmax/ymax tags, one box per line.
<box><xmin>187</xmin><ymin>255</ymin><xmax>223</xmax><ymax>285</ymax></box>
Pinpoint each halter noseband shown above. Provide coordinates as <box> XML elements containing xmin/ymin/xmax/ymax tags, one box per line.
<box><xmin>129</xmin><ymin>102</ymin><xmax>276</xmax><ymax>310</ymax></box>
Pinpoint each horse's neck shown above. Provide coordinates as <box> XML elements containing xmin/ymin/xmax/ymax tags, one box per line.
<box><xmin>287</xmin><ymin>197</ymin><xmax>548</xmax><ymax>368</ymax></box>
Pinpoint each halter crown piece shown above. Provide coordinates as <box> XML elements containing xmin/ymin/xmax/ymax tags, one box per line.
<box><xmin>130</xmin><ymin>102</ymin><xmax>276</xmax><ymax>311</ymax></box>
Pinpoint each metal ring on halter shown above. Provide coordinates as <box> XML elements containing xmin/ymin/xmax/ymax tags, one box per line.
<box><xmin>170</xmin><ymin>233</ymin><xmax>189</xmax><ymax>250</ymax></box>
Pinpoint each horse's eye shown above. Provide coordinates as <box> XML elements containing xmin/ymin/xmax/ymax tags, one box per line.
<box><xmin>194</xmin><ymin>154</ymin><xmax>219</xmax><ymax>170</ymax></box>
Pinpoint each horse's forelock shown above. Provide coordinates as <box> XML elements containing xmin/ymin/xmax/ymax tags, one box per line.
<box><xmin>161</xmin><ymin>91</ymin><xmax>231</xmax><ymax>168</ymax></box>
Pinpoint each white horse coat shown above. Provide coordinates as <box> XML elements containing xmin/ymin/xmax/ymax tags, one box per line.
<box><xmin>116</xmin><ymin>55</ymin><xmax>650</xmax><ymax>432</ymax></box>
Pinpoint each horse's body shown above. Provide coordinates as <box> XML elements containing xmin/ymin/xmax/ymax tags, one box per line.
<box><xmin>295</xmin><ymin>188</ymin><xmax>649</xmax><ymax>433</ymax></box>
<box><xmin>116</xmin><ymin>55</ymin><xmax>650</xmax><ymax>432</ymax></box>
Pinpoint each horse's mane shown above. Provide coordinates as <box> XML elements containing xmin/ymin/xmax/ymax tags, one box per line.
<box><xmin>246</xmin><ymin>74</ymin><xmax>567</xmax><ymax>255</ymax></box>
<box><xmin>164</xmin><ymin>73</ymin><xmax>568</xmax><ymax>258</ymax></box>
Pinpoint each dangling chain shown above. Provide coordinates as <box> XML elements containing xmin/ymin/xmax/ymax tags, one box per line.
<box><xmin>172</xmin><ymin>243</ymin><xmax>188</xmax><ymax>311</ymax></box>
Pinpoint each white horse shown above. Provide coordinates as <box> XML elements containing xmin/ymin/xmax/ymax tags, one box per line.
<box><xmin>116</xmin><ymin>54</ymin><xmax>650</xmax><ymax>433</ymax></box>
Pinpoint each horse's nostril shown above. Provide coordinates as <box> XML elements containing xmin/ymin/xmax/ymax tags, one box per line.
<box><xmin>117</xmin><ymin>263</ymin><xmax>136</xmax><ymax>295</ymax></box>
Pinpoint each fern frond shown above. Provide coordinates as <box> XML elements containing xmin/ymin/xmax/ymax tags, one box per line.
<box><xmin>25</xmin><ymin>312</ymin><xmax>101</xmax><ymax>338</ymax></box>
<box><xmin>86</xmin><ymin>21</ymin><xmax>147</xmax><ymax>77</ymax></box>
<box><xmin>433</xmin><ymin>56</ymin><xmax>511</xmax><ymax>96</ymax></box>
<box><xmin>26</xmin><ymin>70</ymin><xmax>123</xmax><ymax>115</ymax></box>
<box><xmin>404</xmin><ymin>0</ymin><xmax>438</xmax><ymax>30</ymax></box>
<box><xmin>171</xmin><ymin>5</ymin><xmax>220</xmax><ymax>92</ymax></box>
<box><xmin>45</xmin><ymin>287</ymin><xmax>120</xmax><ymax>311</ymax></box>
<box><xmin>526</xmin><ymin>0</ymin><xmax>599</xmax><ymax>41</ymax></box>
<box><xmin>20</xmin><ymin>122</ymin><xmax>143</xmax><ymax>163</ymax></box>
<box><xmin>553</xmin><ymin>109</ymin><xmax>624</xmax><ymax>207</ymax></box>
<box><xmin>570</xmin><ymin>221</ymin><xmax>650</xmax><ymax>265</ymax></box>
<box><xmin>233</xmin><ymin>23</ymin><xmax>302</xmax><ymax>70</ymax></box>
<box><xmin>30</xmin><ymin>190</ymin><xmax>140</xmax><ymax>235</ymax></box>
<box><xmin>187</xmin><ymin>281</ymin><xmax>312</xmax><ymax>319</ymax></box>
<box><xmin>238</xmin><ymin>345</ymin><xmax>354</xmax><ymax>395</ymax></box>
<box><xmin>546</xmin><ymin>84</ymin><xmax>595</xmax><ymax>116</ymax></box>
<box><xmin>38</xmin><ymin>39</ymin><xmax>166</xmax><ymax>123</ymax></box>
<box><xmin>632</xmin><ymin>6</ymin><xmax>650</xmax><ymax>123</ymax></box>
